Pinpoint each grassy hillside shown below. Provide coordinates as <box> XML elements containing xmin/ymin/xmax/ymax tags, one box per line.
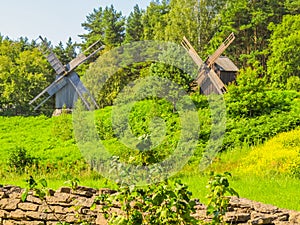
<box><xmin>199</xmin><ymin>129</ymin><xmax>300</xmax><ymax>210</ymax></box>
<box><xmin>0</xmin><ymin>91</ymin><xmax>300</xmax><ymax>210</ymax></box>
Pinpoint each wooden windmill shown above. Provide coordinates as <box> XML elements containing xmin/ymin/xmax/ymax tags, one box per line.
<box><xmin>30</xmin><ymin>36</ymin><xmax>104</xmax><ymax>111</ymax></box>
<box><xmin>181</xmin><ymin>33</ymin><xmax>236</xmax><ymax>94</ymax></box>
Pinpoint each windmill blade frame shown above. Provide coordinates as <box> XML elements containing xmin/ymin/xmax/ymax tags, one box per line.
<box><xmin>29</xmin><ymin>76</ymin><xmax>68</xmax><ymax>109</ymax></box>
<box><xmin>181</xmin><ymin>33</ymin><xmax>236</xmax><ymax>94</ymax></box>
<box><xmin>206</xmin><ymin>32</ymin><xmax>235</xmax><ymax>67</ymax></box>
<box><xmin>66</xmin><ymin>72</ymin><xmax>99</xmax><ymax>110</ymax></box>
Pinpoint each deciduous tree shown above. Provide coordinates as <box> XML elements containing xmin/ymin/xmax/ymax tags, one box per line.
<box><xmin>267</xmin><ymin>14</ymin><xmax>300</xmax><ymax>89</ymax></box>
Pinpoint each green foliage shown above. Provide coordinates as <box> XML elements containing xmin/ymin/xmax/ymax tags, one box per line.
<box><xmin>164</xmin><ymin>0</ymin><xmax>199</xmax><ymax>43</ymax></box>
<box><xmin>286</xmin><ymin>76</ymin><xmax>300</xmax><ymax>91</ymax></box>
<box><xmin>142</xmin><ymin>0</ymin><xmax>170</xmax><ymax>40</ymax></box>
<box><xmin>267</xmin><ymin>14</ymin><xmax>300</xmax><ymax>88</ymax></box>
<box><xmin>95</xmin><ymin>99</ymin><xmax>181</xmax><ymax>166</ymax></box>
<box><xmin>8</xmin><ymin>147</ymin><xmax>38</xmax><ymax>174</ymax></box>
<box><xmin>51</xmin><ymin>112</ymin><xmax>74</xmax><ymax>141</ymax></box>
<box><xmin>222</xmin><ymin>107</ymin><xmax>300</xmax><ymax>150</ymax></box>
<box><xmin>1</xmin><ymin>89</ymin><xmax>300</xmax><ymax>181</ymax></box>
<box><xmin>208</xmin><ymin>0</ymin><xmax>289</xmax><ymax>68</ymax></box>
<box><xmin>225</xmin><ymin>68</ymin><xmax>296</xmax><ymax>118</ymax></box>
<box><xmin>0</xmin><ymin>39</ymin><xmax>53</xmax><ymax>115</ymax></box>
<box><xmin>21</xmin><ymin>175</ymin><xmax>49</xmax><ymax>202</ymax></box>
<box><xmin>125</xmin><ymin>5</ymin><xmax>145</xmax><ymax>42</ymax></box>
<box><xmin>80</xmin><ymin>5</ymin><xmax>125</xmax><ymax>48</ymax></box>
<box><xmin>53</xmin><ymin>37</ymin><xmax>78</xmax><ymax>65</ymax></box>
<box><xmin>165</xmin><ymin>0</ymin><xmax>226</xmax><ymax>55</ymax></box>
<box><xmin>95</xmin><ymin>180</ymin><xmax>198</xmax><ymax>225</ymax></box>
<box><xmin>284</xmin><ymin>0</ymin><xmax>300</xmax><ymax>14</ymax></box>
<box><xmin>148</xmin><ymin>42</ymin><xmax>196</xmax><ymax>92</ymax></box>
<box><xmin>206</xmin><ymin>172</ymin><xmax>238</xmax><ymax>225</ymax></box>
<box><xmin>64</xmin><ymin>177</ymin><xmax>80</xmax><ymax>190</ymax></box>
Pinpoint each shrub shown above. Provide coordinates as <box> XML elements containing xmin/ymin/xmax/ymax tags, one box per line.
<box><xmin>287</xmin><ymin>76</ymin><xmax>300</xmax><ymax>92</ymax></box>
<box><xmin>51</xmin><ymin>112</ymin><xmax>73</xmax><ymax>141</ymax></box>
<box><xmin>95</xmin><ymin>180</ymin><xmax>198</xmax><ymax>225</ymax></box>
<box><xmin>7</xmin><ymin>147</ymin><xmax>38</xmax><ymax>173</ymax></box>
<box><xmin>225</xmin><ymin>67</ymin><xmax>299</xmax><ymax>118</ymax></box>
<box><xmin>206</xmin><ymin>172</ymin><xmax>238</xmax><ymax>224</ymax></box>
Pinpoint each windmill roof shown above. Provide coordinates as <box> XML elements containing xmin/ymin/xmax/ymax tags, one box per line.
<box><xmin>214</xmin><ymin>56</ymin><xmax>239</xmax><ymax>72</ymax></box>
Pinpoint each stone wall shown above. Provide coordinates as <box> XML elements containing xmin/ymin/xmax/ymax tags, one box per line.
<box><xmin>195</xmin><ymin>197</ymin><xmax>300</xmax><ymax>224</ymax></box>
<box><xmin>0</xmin><ymin>185</ymin><xmax>299</xmax><ymax>225</ymax></box>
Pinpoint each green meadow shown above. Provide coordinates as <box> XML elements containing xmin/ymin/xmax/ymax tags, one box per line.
<box><xmin>1</xmin><ymin>91</ymin><xmax>300</xmax><ymax>210</ymax></box>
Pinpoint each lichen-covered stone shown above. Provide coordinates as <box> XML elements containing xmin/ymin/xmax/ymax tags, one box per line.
<box><xmin>18</xmin><ymin>202</ymin><xmax>39</xmax><ymax>211</ymax></box>
<box><xmin>225</xmin><ymin>212</ymin><xmax>251</xmax><ymax>223</ymax></box>
<box><xmin>0</xmin><ymin>198</ymin><xmax>20</xmax><ymax>210</ymax></box>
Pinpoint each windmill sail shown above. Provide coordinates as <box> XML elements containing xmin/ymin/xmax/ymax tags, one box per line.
<box><xmin>181</xmin><ymin>33</ymin><xmax>235</xmax><ymax>94</ymax></box>
<box><xmin>206</xmin><ymin>32</ymin><xmax>235</xmax><ymax>67</ymax></box>
<box><xmin>66</xmin><ymin>72</ymin><xmax>99</xmax><ymax>110</ymax></box>
<box><xmin>46</xmin><ymin>52</ymin><xmax>66</xmax><ymax>75</ymax></box>
<box><xmin>29</xmin><ymin>77</ymin><xmax>68</xmax><ymax>110</ymax></box>
<box><xmin>65</xmin><ymin>40</ymin><xmax>104</xmax><ymax>73</ymax></box>
<box><xmin>181</xmin><ymin>36</ymin><xmax>204</xmax><ymax>67</ymax></box>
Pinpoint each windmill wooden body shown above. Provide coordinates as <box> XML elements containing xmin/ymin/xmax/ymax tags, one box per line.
<box><xmin>181</xmin><ymin>33</ymin><xmax>237</xmax><ymax>94</ymax></box>
<box><xmin>30</xmin><ymin>36</ymin><xmax>104</xmax><ymax>111</ymax></box>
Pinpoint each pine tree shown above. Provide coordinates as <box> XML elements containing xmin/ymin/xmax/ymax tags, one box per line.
<box><xmin>53</xmin><ymin>38</ymin><xmax>78</xmax><ymax>65</ymax></box>
<box><xmin>208</xmin><ymin>0</ymin><xmax>288</xmax><ymax>69</ymax></box>
<box><xmin>80</xmin><ymin>5</ymin><xmax>125</xmax><ymax>49</ymax></box>
<box><xmin>125</xmin><ymin>4</ymin><xmax>145</xmax><ymax>42</ymax></box>
<box><xmin>80</xmin><ymin>7</ymin><xmax>105</xmax><ymax>47</ymax></box>
<box><xmin>102</xmin><ymin>5</ymin><xmax>125</xmax><ymax>47</ymax></box>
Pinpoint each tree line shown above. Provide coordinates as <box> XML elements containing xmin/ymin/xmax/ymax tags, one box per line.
<box><xmin>0</xmin><ymin>0</ymin><xmax>299</xmax><ymax>115</ymax></box>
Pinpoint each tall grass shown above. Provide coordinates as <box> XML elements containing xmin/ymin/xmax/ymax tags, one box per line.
<box><xmin>177</xmin><ymin>173</ymin><xmax>300</xmax><ymax>211</ymax></box>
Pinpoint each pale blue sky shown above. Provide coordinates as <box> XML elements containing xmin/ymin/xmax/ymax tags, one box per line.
<box><xmin>0</xmin><ymin>0</ymin><xmax>152</xmax><ymax>45</ymax></box>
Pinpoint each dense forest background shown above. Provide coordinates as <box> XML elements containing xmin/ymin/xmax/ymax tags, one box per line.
<box><xmin>0</xmin><ymin>0</ymin><xmax>299</xmax><ymax>115</ymax></box>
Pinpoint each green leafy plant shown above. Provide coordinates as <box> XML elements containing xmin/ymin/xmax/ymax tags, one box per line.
<box><xmin>8</xmin><ymin>147</ymin><xmax>39</xmax><ymax>174</ymax></box>
<box><xmin>206</xmin><ymin>172</ymin><xmax>238</xmax><ymax>225</ymax></box>
<box><xmin>93</xmin><ymin>180</ymin><xmax>198</xmax><ymax>225</ymax></box>
<box><xmin>51</xmin><ymin>111</ymin><xmax>74</xmax><ymax>141</ymax></box>
<box><xmin>21</xmin><ymin>175</ymin><xmax>49</xmax><ymax>202</ymax></box>
<box><xmin>64</xmin><ymin>177</ymin><xmax>80</xmax><ymax>190</ymax></box>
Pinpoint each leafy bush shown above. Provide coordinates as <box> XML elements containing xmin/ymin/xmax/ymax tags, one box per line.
<box><xmin>21</xmin><ymin>175</ymin><xmax>48</xmax><ymax>202</ymax></box>
<box><xmin>225</xmin><ymin>67</ymin><xmax>299</xmax><ymax>118</ymax></box>
<box><xmin>95</xmin><ymin>180</ymin><xmax>198</xmax><ymax>225</ymax></box>
<box><xmin>95</xmin><ymin>99</ymin><xmax>181</xmax><ymax>165</ymax></box>
<box><xmin>8</xmin><ymin>147</ymin><xmax>38</xmax><ymax>173</ymax></box>
<box><xmin>287</xmin><ymin>76</ymin><xmax>300</xmax><ymax>92</ymax></box>
<box><xmin>206</xmin><ymin>172</ymin><xmax>238</xmax><ymax>225</ymax></box>
<box><xmin>222</xmin><ymin>108</ymin><xmax>300</xmax><ymax>150</ymax></box>
<box><xmin>51</xmin><ymin>112</ymin><xmax>74</xmax><ymax>141</ymax></box>
<box><xmin>190</xmin><ymin>93</ymin><xmax>209</xmax><ymax>109</ymax></box>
